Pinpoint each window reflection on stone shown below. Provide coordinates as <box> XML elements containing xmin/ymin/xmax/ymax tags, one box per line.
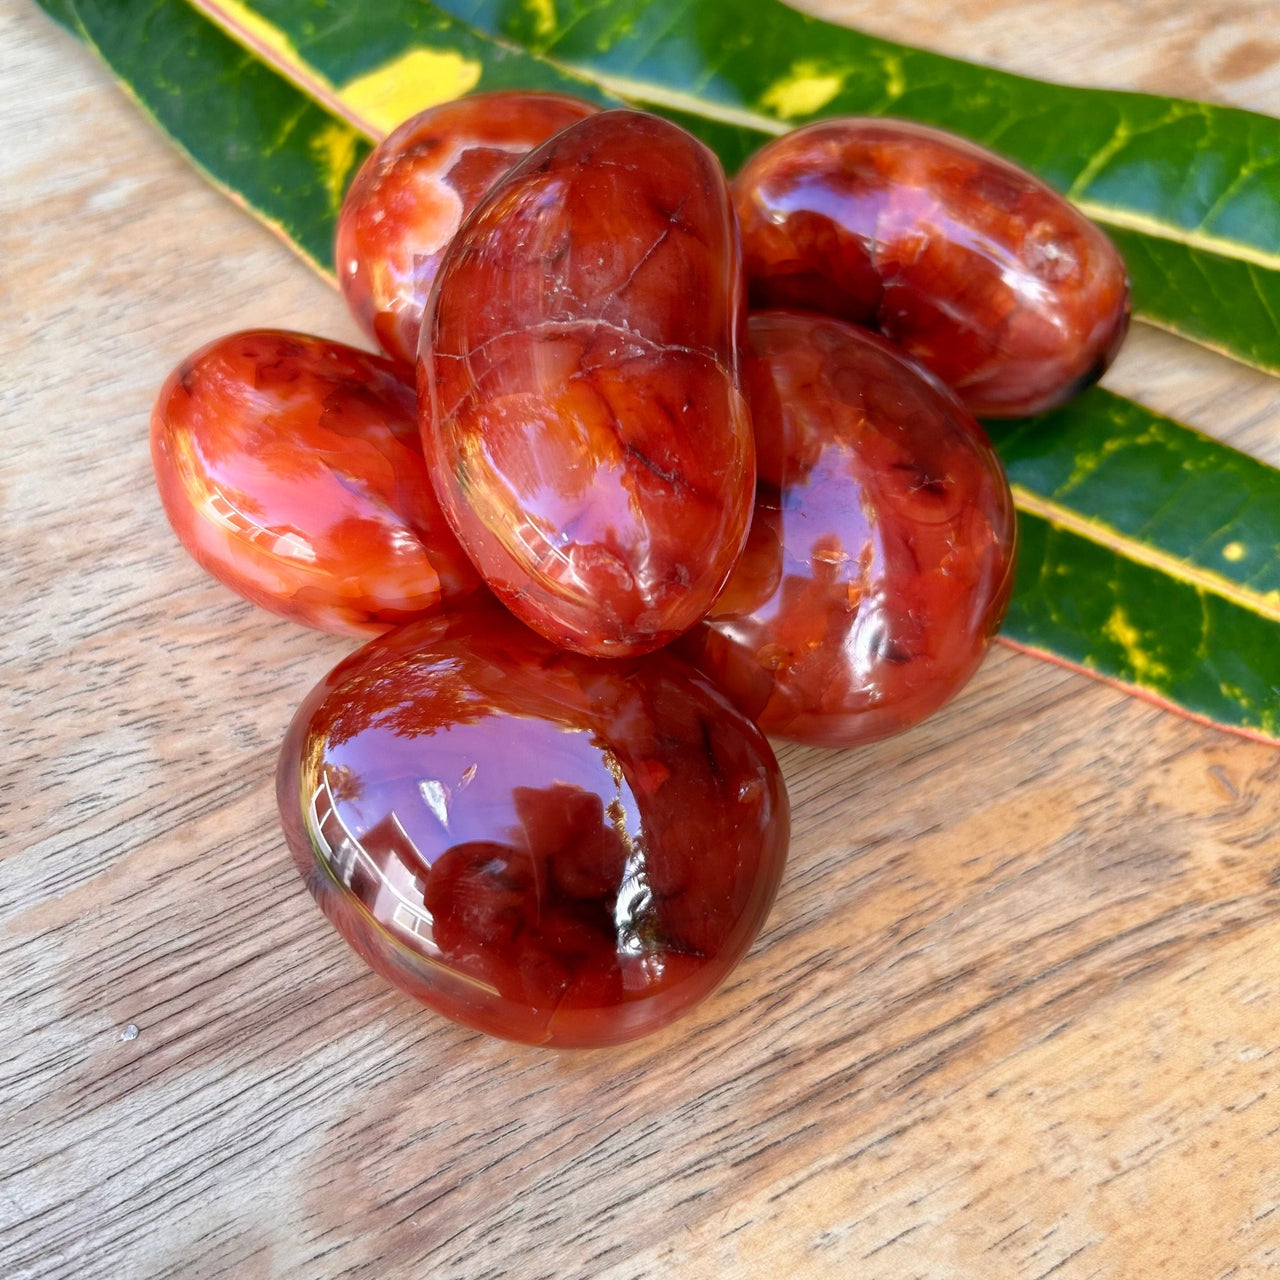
<box><xmin>307</xmin><ymin>767</ymin><xmax>668</xmax><ymax>1007</ymax></box>
<box><xmin>308</xmin><ymin>770</ymin><xmax>435</xmax><ymax>948</ymax></box>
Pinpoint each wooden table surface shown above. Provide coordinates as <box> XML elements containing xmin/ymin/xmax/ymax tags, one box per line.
<box><xmin>5</xmin><ymin>1</ymin><xmax>1280</xmax><ymax>1276</ymax></box>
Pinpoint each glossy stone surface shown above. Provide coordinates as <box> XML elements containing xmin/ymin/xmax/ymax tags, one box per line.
<box><xmin>732</xmin><ymin>119</ymin><xmax>1131</xmax><ymax>418</ymax></box>
<box><xmin>336</xmin><ymin>91</ymin><xmax>597</xmax><ymax>368</ymax></box>
<box><xmin>680</xmin><ymin>312</ymin><xmax>1017</xmax><ymax>748</ymax></box>
<box><xmin>423</xmin><ymin>109</ymin><xmax>754</xmax><ymax>657</ymax></box>
<box><xmin>277</xmin><ymin>604</ymin><xmax>790</xmax><ymax>1047</ymax></box>
<box><xmin>151</xmin><ymin>330</ymin><xmax>481</xmax><ymax>636</ymax></box>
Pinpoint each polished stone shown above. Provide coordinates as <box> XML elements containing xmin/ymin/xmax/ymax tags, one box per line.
<box><xmin>422</xmin><ymin>110</ymin><xmax>755</xmax><ymax>657</ymax></box>
<box><xmin>337</xmin><ymin>91</ymin><xmax>597</xmax><ymax>368</ymax></box>
<box><xmin>151</xmin><ymin>330</ymin><xmax>481</xmax><ymax>636</ymax></box>
<box><xmin>277</xmin><ymin>604</ymin><xmax>790</xmax><ymax>1047</ymax></box>
<box><xmin>733</xmin><ymin>118</ymin><xmax>1131</xmax><ymax>417</ymax></box>
<box><xmin>681</xmin><ymin>312</ymin><xmax>1017</xmax><ymax>747</ymax></box>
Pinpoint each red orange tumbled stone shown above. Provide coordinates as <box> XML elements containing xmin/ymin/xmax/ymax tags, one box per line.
<box><xmin>732</xmin><ymin>119</ymin><xmax>1130</xmax><ymax>417</ymax></box>
<box><xmin>151</xmin><ymin>330</ymin><xmax>481</xmax><ymax>636</ymax></box>
<box><xmin>336</xmin><ymin>91</ymin><xmax>597</xmax><ymax>367</ymax></box>
<box><xmin>422</xmin><ymin>109</ymin><xmax>755</xmax><ymax>657</ymax></box>
<box><xmin>680</xmin><ymin>312</ymin><xmax>1016</xmax><ymax>748</ymax></box>
<box><xmin>277</xmin><ymin>604</ymin><xmax>790</xmax><ymax>1047</ymax></box>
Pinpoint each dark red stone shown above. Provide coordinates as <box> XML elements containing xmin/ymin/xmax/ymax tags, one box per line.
<box><xmin>336</xmin><ymin>91</ymin><xmax>598</xmax><ymax>367</ymax></box>
<box><xmin>732</xmin><ymin>119</ymin><xmax>1131</xmax><ymax>417</ymax></box>
<box><xmin>680</xmin><ymin>312</ymin><xmax>1016</xmax><ymax>748</ymax></box>
<box><xmin>277</xmin><ymin>603</ymin><xmax>790</xmax><ymax>1047</ymax></box>
<box><xmin>422</xmin><ymin>109</ymin><xmax>754</xmax><ymax>657</ymax></box>
<box><xmin>151</xmin><ymin>330</ymin><xmax>481</xmax><ymax>636</ymax></box>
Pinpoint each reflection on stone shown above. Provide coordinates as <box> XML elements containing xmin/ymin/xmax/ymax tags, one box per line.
<box><xmin>151</xmin><ymin>330</ymin><xmax>481</xmax><ymax>636</ymax></box>
<box><xmin>682</xmin><ymin>312</ymin><xmax>1016</xmax><ymax>748</ymax></box>
<box><xmin>422</xmin><ymin>111</ymin><xmax>755</xmax><ymax>657</ymax></box>
<box><xmin>278</xmin><ymin>604</ymin><xmax>790</xmax><ymax>1047</ymax></box>
<box><xmin>733</xmin><ymin>118</ymin><xmax>1130</xmax><ymax>417</ymax></box>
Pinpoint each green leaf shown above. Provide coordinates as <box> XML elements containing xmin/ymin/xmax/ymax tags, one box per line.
<box><xmin>1004</xmin><ymin>512</ymin><xmax>1280</xmax><ymax>743</ymax></box>
<box><xmin>58</xmin><ymin>0</ymin><xmax>372</xmax><ymax>272</ymax></box>
<box><xmin>188</xmin><ymin>0</ymin><xmax>1280</xmax><ymax>378</ymax></box>
<box><xmin>986</xmin><ymin>393</ymin><xmax>1280</xmax><ymax>741</ymax></box>
<box><xmin>41</xmin><ymin>0</ymin><xmax>1280</xmax><ymax>743</ymax></box>
<box><xmin>986</xmin><ymin>391</ymin><xmax>1280</xmax><ymax>608</ymax></box>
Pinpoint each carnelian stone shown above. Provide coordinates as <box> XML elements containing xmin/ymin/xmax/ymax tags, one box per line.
<box><xmin>151</xmin><ymin>330</ymin><xmax>481</xmax><ymax>636</ymax></box>
<box><xmin>423</xmin><ymin>109</ymin><xmax>754</xmax><ymax>657</ymax></box>
<box><xmin>277</xmin><ymin>604</ymin><xmax>790</xmax><ymax>1047</ymax></box>
<box><xmin>680</xmin><ymin>312</ymin><xmax>1016</xmax><ymax>748</ymax></box>
<box><xmin>336</xmin><ymin>91</ymin><xmax>597</xmax><ymax>367</ymax></box>
<box><xmin>732</xmin><ymin>119</ymin><xmax>1130</xmax><ymax>417</ymax></box>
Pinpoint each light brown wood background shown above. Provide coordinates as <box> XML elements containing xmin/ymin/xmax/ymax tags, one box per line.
<box><xmin>4</xmin><ymin>1</ymin><xmax>1280</xmax><ymax>1276</ymax></box>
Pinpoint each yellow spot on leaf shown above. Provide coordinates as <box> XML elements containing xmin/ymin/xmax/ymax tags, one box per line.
<box><xmin>1219</xmin><ymin>682</ymin><xmax>1253</xmax><ymax>710</ymax></box>
<box><xmin>760</xmin><ymin>61</ymin><xmax>847</xmax><ymax>120</ymax></box>
<box><xmin>526</xmin><ymin>0</ymin><xmax>556</xmax><ymax>39</ymax></box>
<box><xmin>338</xmin><ymin>49</ymin><xmax>483</xmax><ymax>136</ymax></box>
<box><xmin>1104</xmin><ymin>606</ymin><xmax>1170</xmax><ymax>684</ymax></box>
<box><xmin>878</xmin><ymin>52</ymin><xmax>906</xmax><ymax>101</ymax></box>
<box><xmin>1061</xmin><ymin>435</ymin><xmax>1131</xmax><ymax>492</ymax></box>
<box><xmin>310</xmin><ymin>122</ymin><xmax>360</xmax><ymax>213</ymax></box>
<box><xmin>1222</xmin><ymin>541</ymin><xmax>1246</xmax><ymax>562</ymax></box>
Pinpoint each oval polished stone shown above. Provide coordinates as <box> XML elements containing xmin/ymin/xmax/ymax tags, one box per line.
<box><xmin>277</xmin><ymin>604</ymin><xmax>790</xmax><ymax>1047</ymax></box>
<box><xmin>423</xmin><ymin>109</ymin><xmax>755</xmax><ymax>657</ymax></box>
<box><xmin>680</xmin><ymin>312</ymin><xmax>1016</xmax><ymax>748</ymax></box>
<box><xmin>732</xmin><ymin>119</ymin><xmax>1131</xmax><ymax>417</ymax></box>
<box><xmin>336</xmin><ymin>91</ymin><xmax>598</xmax><ymax>367</ymax></box>
<box><xmin>152</xmin><ymin>330</ymin><xmax>482</xmax><ymax>636</ymax></box>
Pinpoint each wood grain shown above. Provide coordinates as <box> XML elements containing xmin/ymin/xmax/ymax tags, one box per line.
<box><xmin>3</xmin><ymin>1</ymin><xmax>1280</xmax><ymax>1276</ymax></box>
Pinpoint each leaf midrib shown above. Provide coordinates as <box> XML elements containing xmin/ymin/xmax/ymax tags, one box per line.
<box><xmin>1071</xmin><ymin>203</ymin><xmax>1280</xmax><ymax>274</ymax></box>
<box><xmin>1011</xmin><ymin>486</ymin><xmax>1280</xmax><ymax>622</ymax></box>
<box><xmin>188</xmin><ymin>0</ymin><xmax>379</xmax><ymax>138</ymax></box>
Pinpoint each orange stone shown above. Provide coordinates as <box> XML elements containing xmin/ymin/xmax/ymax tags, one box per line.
<box><xmin>151</xmin><ymin>330</ymin><xmax>481</xmax><ymax>636</ymax></box>
<box><xmin>336</xmin><ymin>91</ymin><xmax>598</xmax><ymax>367</ymax></box>
<box><xmin>422</xmin><ymin>110</ymin><xmax>755</xmax><ymax>657</ymax></box>
<box><xmin>733</xmin><ymin>119</ymin><xmax>1130</xmax><ymax>417</ymax></box>
<box><xmin>277</xmin><ymin>604</ymin><xmax>790</xmax><ymax>1047</ymax></box>
<box><xmin>681</xmin><ymin>312</ymin><xmax>1017</xmax><ymax>747</ymax></box>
